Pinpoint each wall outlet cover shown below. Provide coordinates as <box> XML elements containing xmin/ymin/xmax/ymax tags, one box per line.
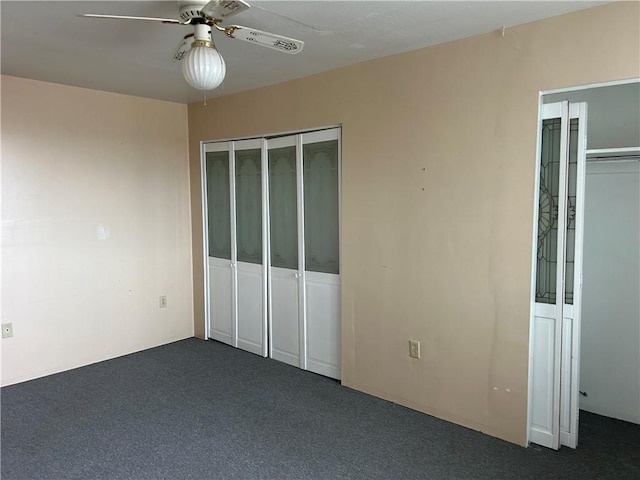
<box><xmin>2</xmin><ymin>322</ymin><xmax>14</xmax><ymax>339</ymax></box>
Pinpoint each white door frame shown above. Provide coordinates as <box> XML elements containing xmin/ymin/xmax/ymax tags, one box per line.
<box><xmin>527</xmin><ymin>77</ymin><xmax>640</xmax><ymax>447</ymax></box>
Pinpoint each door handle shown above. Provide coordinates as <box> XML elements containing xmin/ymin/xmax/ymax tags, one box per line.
<box><xmin>294</xmin><ymin>273</ymin><xmax>301</xmax><ymax>278</ymax></box>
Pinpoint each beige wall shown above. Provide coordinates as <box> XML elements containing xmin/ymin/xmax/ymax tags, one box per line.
<box><xmin>188</xmin><ymin>3</ymin><xmax>640</xmax><ymax>445</ymax></box>
<box><xmin>1</xmin><ymin>76</ymin><xmax>193</xmax><ymax>386</ymax></box>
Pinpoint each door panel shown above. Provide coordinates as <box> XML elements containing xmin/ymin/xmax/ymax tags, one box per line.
<box><xmin>270</xmin><ymin>267</ymin><xmax>300</xmax><ymax>366</ymax></box>
<box><xmin>303</xmin><ymin>138</ymin><xmax>340</xmax><ymax>275</ymax></box>
<box><xmin>529</xmin><ymin>102</ymin><xmax>587</xmax><ymax>449</ymax></box>
<box><xmin>530</xmin><ymin>306</ymin><xmax>558</xmax><ymax>448</ymax></box>
<box><xmin>208</xmin><ymin>257</ymin><xmax>233</xmax><ymax>343</ymax></box>
<box><xmin>234</xmin><ymin>140</ymin><xmax>266</xmax><ymax>356</ymax></box>
<box><xmin>560</xmin><ymin>314</ymin><xmax>573</xmax><ymax>446</ymax></box>
<box><xmin>267</xmin><ymin>137</ymin><xmax>302</xmax><ymax>367</ymax></box>
<box><xmin>559</xmin><ymin>104</ymin><xmax>586</xmax><ymax>449</ymax></box>
<box><xmin>530</xmin><ymin>102</ymin><xmax>568</xmax><ymax>450</ymax></box>
<box><xmin>268</xmin><ymin>144</ymin><xmax>298</xmax><ymax>270</ymax></box>
<box><xmin>237</xmin><ymin>262</ymin><xmax>265</xmax><ymax>355</ymax></box>
<box><xmin>205</xmin><ymin>147</ymin><xmax>235</xmax><ymax>346</ymax></box>
<box><xmin>302</xmin><ymin>130</ymin><xmax>341</xmax><ymax>379</ymax></box>
<box><xmin>235</xmin><ymin>147</ymin><xmax>263</xmax><ymax>265</ymax></box>
<box><xmin>305</xmin><ymin>271</ymin><xmax>341</xmax><ymax>379</ymax></box>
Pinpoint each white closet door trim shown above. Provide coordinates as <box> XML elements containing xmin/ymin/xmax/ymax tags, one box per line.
<box><xmin>229</xmin><ymin>143</ymin><xmax>238</xmax><ymax>348</ymax></box>
<box><xmin>200</xmin><ymin>140</ymin><xmax>210</xmax><ymax>339</ymax></box>
<box><xmin>296</xmin><ymin>133</ymin><xmax>307</xmax><ymax>370</ymax></box>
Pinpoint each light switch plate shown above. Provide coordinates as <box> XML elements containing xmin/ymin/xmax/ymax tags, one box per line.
<box><xmin>409</xmin><ymin>339</ymin><xmax>420</xmax><ymax>359</ymax></box>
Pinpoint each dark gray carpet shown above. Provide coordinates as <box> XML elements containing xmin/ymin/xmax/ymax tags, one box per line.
<box><xmin>1</xmin><ymin>338</ymin><xmax>638</xmax><ymax>479</ymax></box>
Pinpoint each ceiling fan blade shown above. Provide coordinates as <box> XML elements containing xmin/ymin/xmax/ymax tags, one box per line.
<box><xmin>226</xmin><ymin>25</ymin><xmax>304</xmax><ymax>54</ymax></box>
<box><xmin>78</xmin><ymin>14</ymin><xmax>184</xmax><ymax>24</ymax></box>
<box><xmin>200</xmin><ymin>0</ymin><xmax>250</xmax><ymax>20</ymax></box>
<box><xmin>172</xmin><ymin>34</ymin><xmax>194</xmax><ymax>62</ymax></box>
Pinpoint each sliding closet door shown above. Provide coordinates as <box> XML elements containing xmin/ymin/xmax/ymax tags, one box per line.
<box><xmin>234</xmin><ymin>139</ymin><xmax>268</xmax><ymax>356</ymax></box>
<box><xmin>204</xmin><ymin>144</ymin><xmax>235</xmax><ymax>345</ymax></box>
<box><xmin>267</xmin><ymin>136</ymin><xmax>302</xmax><ymax>367</ymax></box>
<box><xmin>302</xmin><ymin>129</ymin><xmax>341</xmax><ymax>379</ymax></box>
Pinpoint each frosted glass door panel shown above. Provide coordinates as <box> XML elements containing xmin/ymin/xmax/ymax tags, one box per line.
<box><xmin>304</xmin><ymin>140</ymin><xmax>339</xmax><ymax>274</ymax></box>
<box><xmin>235</xmin><ymin>148</ymin><xmax>262</xmax><ymax>264</ymax></box>
<box><xmin>206</xmin><ymin>151</ymin><xmax>231</xmax><ymax>259</ymax></box>
<box><xmin>268</xmin><ymin>146</ymin><xmax>298</xmax><ymax>269</ymax></box>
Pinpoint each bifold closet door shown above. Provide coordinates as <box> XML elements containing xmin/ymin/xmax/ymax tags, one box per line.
<box><xmin>266</xmin><ymin>128</ymin><xmax>341</xmax><ymax>379</ymax></box>
<box><xmin>204</xmin><ymin>140</ymin><xmax>267</xmax><ymax>357</ymax></box>
<box><xmin>205</xmin><ymin>144</ymin><xmax>234</xmax><ymax>346</ymax></box>
<box><xmin>530</xmin><ymin>102</ymin><xmax>586</xmax><ymax>449</ymax></box>
<box><xmin>267</xmin><ymin>137</ymin><xmax>302</xmax><ymax>368</ymax></box>
<box><xmin>205</xmin><ymin>128</ymin><xmax>340</xmax><ymax>375</ymax></box>
<box><xmin>302</xmin><ymin>130</ymin><xmax>341</xmax><ymax>379</ymax></box>
<box><xmin>234</xmin><ymin>139</ymin><xmax>268</xmax><ymax>356</ymax></box>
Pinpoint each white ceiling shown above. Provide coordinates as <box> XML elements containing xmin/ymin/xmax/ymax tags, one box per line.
<box><xmin>1</xmin><ymin>1</ymin><xmax>607</xmax><ymax>104</ymax></box>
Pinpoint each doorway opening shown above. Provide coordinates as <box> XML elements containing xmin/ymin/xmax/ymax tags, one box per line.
<box><xmin>528</xmin><ymin>79</ymin><xmax>640</xmax><ymax>449</ymax></box>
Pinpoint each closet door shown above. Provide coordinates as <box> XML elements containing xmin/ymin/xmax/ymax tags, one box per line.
<box><xmin>302</xmin><ymin>129</ymin><xmax>341</xmax><ymax>379</ymax></box>
<box><xmin>204</xmin><ymin>143</ymin><xmax>235</xmax><ymax>345</ymax></box>
<box><xmin>530</xmin><ymin>102</ymin><xmax>587</xmax><ymax>449</ymax></box>
<box><xmin>204</xmin><ymin>128</ymin><xmax>341</xmax><ymax>375</ymax></box>
<box><xmin>234</xmin><ymin>139</ymin><xmax>268</xmax><ymax>356</ymax></box>
<box><xmin>267</xmin><ymin>136</ymin><xmax>303</xmax><ymax>367</ymax></box>
<box><xmin>559</xmin><ymin>103</ymin><xmax>587</xmax><ymax>449</ymax></box>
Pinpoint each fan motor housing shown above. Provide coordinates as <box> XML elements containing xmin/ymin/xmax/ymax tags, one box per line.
<box><xmin>178</xmin><ymin>2</ymin><xmax>208</xmax><ymax>22</ymax></box>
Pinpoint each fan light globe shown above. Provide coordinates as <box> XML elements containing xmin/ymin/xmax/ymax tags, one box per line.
<box><xmin>182</xmin><ymin>45</ymin><xmax>226</xmax><ymax>91</ymax></box>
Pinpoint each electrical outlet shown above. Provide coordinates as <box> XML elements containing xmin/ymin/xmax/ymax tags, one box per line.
<box><xmin>159</xmin><ymin>296</ymin><xmax>167</xmax><ymax>308</ymax></box>
<box><xmin>2</xmin><ymin>322</ymin><xmax>14</xmax><ymax>339</ymax></box>
<box><xmin>409</xmin><ymin>340</ymin><xmax>420</xmax><ymax>359</ymax></box>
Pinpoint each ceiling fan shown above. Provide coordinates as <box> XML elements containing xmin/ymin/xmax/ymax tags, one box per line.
<box><xmin>79</xmin><ymin>0</ymin><xmax>304</xmax><ymax>91</ymax></box>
